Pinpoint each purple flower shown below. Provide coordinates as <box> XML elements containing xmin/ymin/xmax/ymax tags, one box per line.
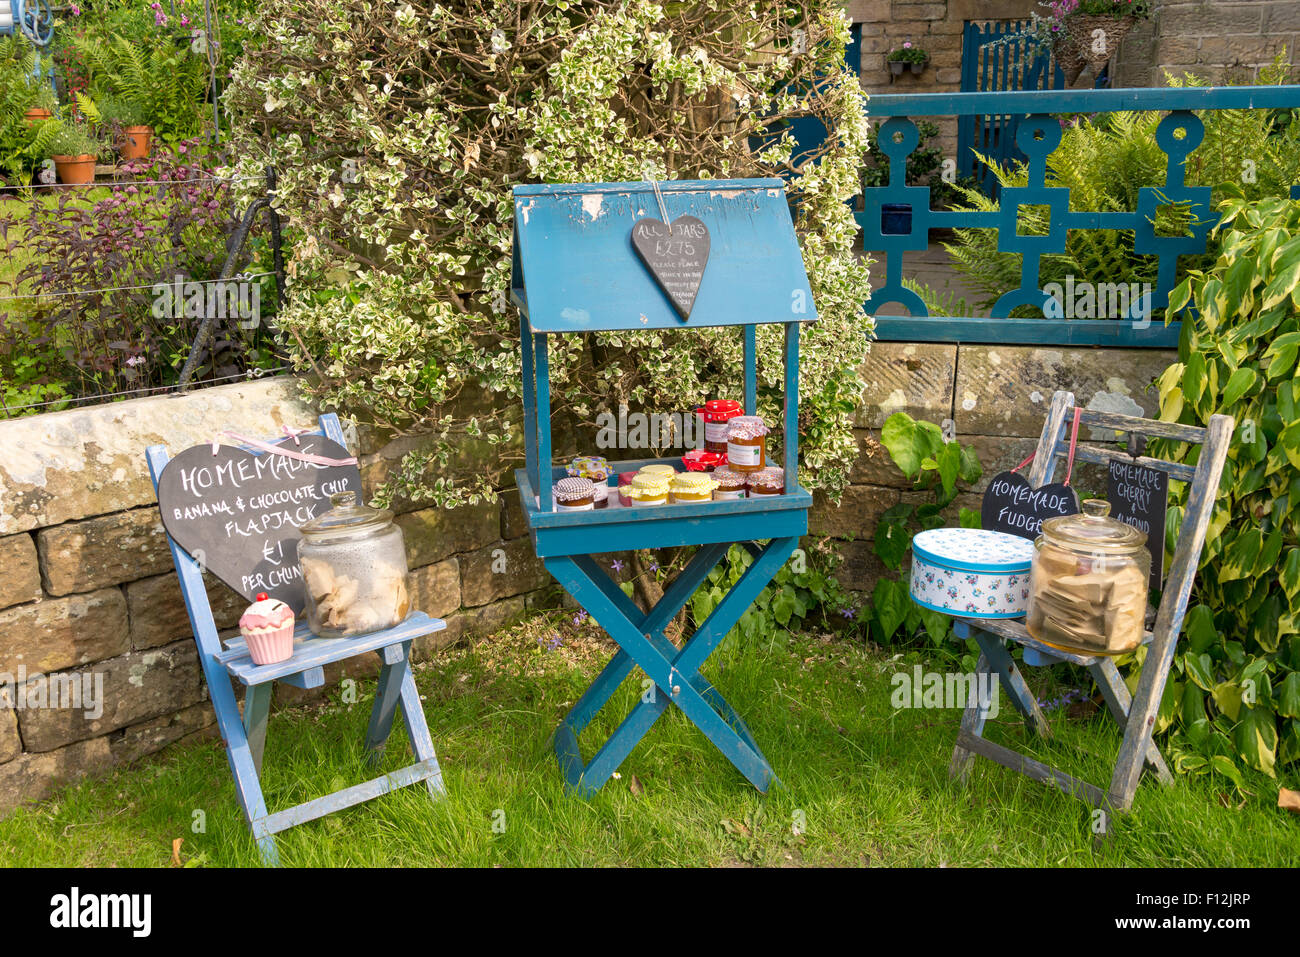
<box><xmin>649</xmin><ymin>561</ymin><xmax>659</xmax><ymax>572</ymax></box>
<box><xmin>840</xmin><ymin>607</ymin><xmax>856</xmax><ymax>619</ymax></box>
<box><xmin>610</xmin><ymin>559</ymin><xmax>625</xmax><ymax>572</ymax></box>
<box><xmin>70</xmin><ymin>3</ymin><xmax>81</xmax><ymax>14</ymax></box>
<box><xmin>572</xmin><ymin>611</ymin><xmax>588</xmax><ymax>626</ymax></box>
<box><xmin>180</xmin><ymin>14</ymin><xmax>189</xmax><ymax>25</ymax></box>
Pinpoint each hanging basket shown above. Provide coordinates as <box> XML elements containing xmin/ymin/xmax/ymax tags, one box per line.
<box><xmin>1051</xmin><ymin>35</ymin><xmax>1087</xmax><ymax>85</ymax></box>
<box><xmin>1065</xmin><ymin>14</ymin><xmax>1137</xmax><ymax>74</ymax></box>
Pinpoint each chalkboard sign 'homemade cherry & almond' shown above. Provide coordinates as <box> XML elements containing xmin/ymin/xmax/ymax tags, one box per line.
<box><xmin>510</xmin><ymin>178</ymin><xmax>814</xmax><ymax>795</ymax></box>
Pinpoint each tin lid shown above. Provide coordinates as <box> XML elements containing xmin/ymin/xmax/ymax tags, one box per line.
<box><xmin>911</xmin><ymin>527</ymin><xmax>1035</xmax><ymax>573</ymax></box>
<box><xmin>1041</xmin><ymin>499</ymin><xmax>1146</xmax><ymax>551</ymax></box>
<box><xmin>300</xmin><ymin>491</ymin><xmax>392</xmax><ymax>539</ymax></box>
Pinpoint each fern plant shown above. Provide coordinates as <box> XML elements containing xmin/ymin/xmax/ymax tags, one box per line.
<box><xmin>942</xmin><ymin>57</ymin><xmax>1300</xmax><ymax>320</ymax></box>
<box><xmin>68</xmin><ymin>31</ymin><xmax>208</xmax><ymax>143</ymax></box>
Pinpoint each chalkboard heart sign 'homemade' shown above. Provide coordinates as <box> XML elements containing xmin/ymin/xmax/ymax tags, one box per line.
<box><xmin>156</xmin><ymin>434</ymin><xmax>362</xmax><ymax>613</ymax></box>
<box><xmin>1107</xmin><ymin>458</ymin><xmax>1168</xmax><ymax>590</ymax></box>
<box><xmin>631</xmin><ymin>215</ymin><xmax>710</xmax><ymax>320</ymax></box>
<box><xmin>981</xmin><ymin>471</ymin><xmax>1080</xmax><ymax>540</ymax></box>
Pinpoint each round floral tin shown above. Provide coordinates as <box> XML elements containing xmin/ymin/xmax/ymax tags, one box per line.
<box><xmin>909</xmin><ymin>527</ymin><xmax>1035</xmax><ymax>619</ymax></box>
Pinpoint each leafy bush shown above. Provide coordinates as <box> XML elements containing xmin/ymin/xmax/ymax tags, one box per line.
<box><xmin>1150</xmin><ymin>195</ymin><xmax>1300</xmax><ymax>781</ymax></box>
<box><xmin>41</xmin><ymin>120</ymin><xmax>107</xmax><ymax>159</ymax></box>
<box><xmin>224</xmin><ymin>0</ymin><xmax>873</xmax><ymax>509</ymax></box>
<box><xmin>871</xmin><ymin>412</ymin><xmax>983</xmax><ymax>656</ymax></box>
<box><xmin>942</xmin><ymin>59</ymin><xmax>1300</xmax><ymax>318</ymax></box>
<box><xmin>0</xmin><ymin>36</ymin><xmax>46</xmax><ymax>185</ymax></box>
<box><xmin>0</xmin><ymin>143</ymin><xmax>263</xmax><ymax>401</ymax></box>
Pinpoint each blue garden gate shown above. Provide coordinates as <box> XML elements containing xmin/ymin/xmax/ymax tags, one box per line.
<box><xmin>957</xmin><ymin>20</ymin><xmax>1064</xmax><ymax>197</ymax></box>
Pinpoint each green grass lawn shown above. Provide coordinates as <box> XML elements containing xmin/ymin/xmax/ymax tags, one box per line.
<box><xmin>2</xmin><ymin>613</ymin><xmax>1296</xmax><ymax>867</ymax></box>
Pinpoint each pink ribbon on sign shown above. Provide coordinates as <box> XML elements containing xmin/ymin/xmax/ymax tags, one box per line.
<box><xmin>211</xmin><ymin>429</ymin><xmax>358</xmax><ymax>467</ymax></box>
<box><xmin>1010</xmin><ymin>407</ymin><xmax>1083</xmax><ymax>483</ymax></box>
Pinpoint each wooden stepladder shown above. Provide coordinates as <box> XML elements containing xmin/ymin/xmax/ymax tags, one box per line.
<box><xmin>146</xmin><ymin>413</ymin><xmax>447</xmax><ymax>865</ymax></box>
<box><xmin>510</xmin><ymin>179</ymin><xmax>817</xmax><ymax>795</ymax></box>
<box><xmin>949</xmin><ymin>390</ymin><xmax>1233</xmax><ymax>815</ymax></box>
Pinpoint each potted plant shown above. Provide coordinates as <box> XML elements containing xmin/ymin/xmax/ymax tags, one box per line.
<box><xmin>1064</xmin><ymin>0</ymin><xmax>1152</xmax><ymax>74</ymax></box>
<box><xmin>98</xmin><ymin>96</ymin><xmax>153</xmax><ymax>160</ymax></box>
<box><xmin>44</xmin><ymin>121</ymin><xmax>105</xmax><ymax>186</ymax></box>
<box><xmin>887</xmin><ymin>41</ymin><xmax>929</xmax><ymax>76</ymax></box>
<box><xmin>23</xmin><ymin>86</ymin><xmax>57</xmax><ymax>126</ymax></box>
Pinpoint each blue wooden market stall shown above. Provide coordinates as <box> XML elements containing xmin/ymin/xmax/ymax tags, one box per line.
<box><xmin>510</xmin><ymin>178</ymin><xmax>815</xmax><ymax>795</ymax></box>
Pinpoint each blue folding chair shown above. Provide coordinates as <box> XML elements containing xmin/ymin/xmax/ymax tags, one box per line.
<box><xmin>146</xmin><ymin>412</ymin><xmax>447</xmax><ymax>865</ymax></box>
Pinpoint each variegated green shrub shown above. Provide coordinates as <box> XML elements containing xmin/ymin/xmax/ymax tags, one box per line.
<box><xmin>223</xmin><ymin>0</ymin><xmax>872</xmax><ymax>508</ymax></box>
<box><xmin>1152</xmin><ymin>195</ymin><xmax>1300</xmax><ymax>782</ymax></box>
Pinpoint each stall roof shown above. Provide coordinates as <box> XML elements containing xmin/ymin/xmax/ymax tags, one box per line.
<box><xmin>510</xmin><ymin>178</ymin><xmax>817</xmax><ymax>333</ymax></box>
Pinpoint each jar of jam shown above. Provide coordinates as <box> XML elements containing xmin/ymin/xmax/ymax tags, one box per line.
<box><xmin>712</xmin><ymin>467</ymin><xmax>748</xmax><ymax>501</ymax></box>
<box><xmin>669</xmin><ymin>472</ymin><xmax>718</xmax><ymax>504</ymax></box>
<box><xmin>638</xmin><ymin>464</ymin><xmax>676</xmax><ymax>480</ymax></box>
<box><xmin>698</xmin><ymin>399</ymin><xmax>743</xmax><ymax>454</ymax></box>
<box><xmin>628</xmin><ymin>472</ymin><xmax>670</xmax><ymax>507</ymax></box>
<box><xmin>591</xmin><ymin>482</ymin><xmax>610</xmax><ymax>510</ymax></box>
<box><xmin>746</xmin><ymin>467</ymin><xmax>785</xmax><ymax>496</ymax></box>
<box><xmin>617</xmin><ymin>471</ymin><xmax>638</xmax><ymax>508</ymax></box>
<box><xmin>553</xmin><ymin>477</ymin><xmax>595</xmax><ymax>511</ymax></box>
<box><xmin>725</xmin><ymin>416</ymin><xmax>769</xmax><ymax>473</ymax></box>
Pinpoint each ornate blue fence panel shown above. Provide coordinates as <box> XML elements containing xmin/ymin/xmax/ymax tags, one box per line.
<box><xmin>862</xmin><ymin>85</ymin><xmax>1300</xmax><ymax>348</ymax></box>
<box><xmin>957</xmin><ymin>21</ymin><xmax>1064</xmax><ymax>197</ymax></box>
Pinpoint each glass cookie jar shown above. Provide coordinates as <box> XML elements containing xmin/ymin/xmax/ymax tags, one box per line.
<box><xmin>298</xmin><ymin>492</ymin><xmax>411</xmax><ymax>639</ymax></box>
<box><xmin>1026</xmin><ymin>500</ymin><xmax>1150</xmax><ymax>656</ymax></box>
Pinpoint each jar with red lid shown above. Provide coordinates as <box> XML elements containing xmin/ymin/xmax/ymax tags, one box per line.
<box><xmin>697</xmin><ymin>399</ymin><xmax>743</xmax><ymax>454</ymax></box>
<box><xmin>725</xmin><ymin>416</ymin><xmax>769</xmax><ymax>473</ymax></box>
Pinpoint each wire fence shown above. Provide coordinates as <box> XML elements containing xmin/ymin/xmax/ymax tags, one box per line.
<box><xmin>0</xmin><ymin>166</ymin><xmax>288</xmax><ymax>417</ymax></box>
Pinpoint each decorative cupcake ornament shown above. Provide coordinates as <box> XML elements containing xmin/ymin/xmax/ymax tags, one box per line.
<box><xmin>239</xmin><ymin>593</ymin><xmax>296</xmax><ymax>666</ymax></box>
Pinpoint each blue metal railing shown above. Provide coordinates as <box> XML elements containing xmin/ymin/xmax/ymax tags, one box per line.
<box><xmin>862</xmin><ymin>85</ymin><xmax>1300</xmax><ymax>348</ymax></box>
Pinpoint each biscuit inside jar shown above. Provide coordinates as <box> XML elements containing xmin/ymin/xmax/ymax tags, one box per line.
<box><xmin>1025</xmin><ymin>501</ymin><xmax>1150</xmax><ymax>655</ymax></box>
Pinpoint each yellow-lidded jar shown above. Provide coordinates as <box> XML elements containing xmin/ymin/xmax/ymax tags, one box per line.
<box><xmin>669</xmin><ymin>472</ymin><xmax>718</xmax><ymax>504</ymax></box>
<box><xmin>628</xmin><ymin>471</ymin><xmax>670</xmax><ymax>507</ymax></box>
<box><xmin>1026</xmin><ymin>499</ymin><xmax>1150</xmax><ymax>656</ymax></box>
<box><xmin>637</xmin><ymin>464</ymin><xmax>676</xmax><ymax>480</ymax></box>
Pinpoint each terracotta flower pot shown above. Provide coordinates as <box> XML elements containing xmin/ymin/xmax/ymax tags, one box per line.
<box><xmin>23</xmin><ymin>107</ymin><xmax>52</xmax><ymax>127</ymax></box>
<box><xmin>119</xmin><ymin>125</ymin><xmax>153</xmax><ymax>160</ymax></box>
<box><xmin>52</xmin><ymin>154</ymin><xmax>97</xmax><ymax>186</ymax></box>
<box><xmin>1066</xmin><ymin>14</ymin><xmax>1137</xmax><ymax>74</ymax></box>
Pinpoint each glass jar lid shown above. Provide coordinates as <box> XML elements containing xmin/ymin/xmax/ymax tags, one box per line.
<box><xmin>1040</xmin><ymin>499</ymin><xmax>1146</xmax><ymax>552</ymax></box>
<box><xmin>300</xmin><ymin>491</ymin><xmax>393</xmax><ymax>540</ymax></box>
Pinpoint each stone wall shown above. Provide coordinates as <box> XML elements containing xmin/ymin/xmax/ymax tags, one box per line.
<box><xmin>815</xmin><ymin>343</ymin><xmax>1178</xmax><ymax>591</ymax></box>
<box><xmin>0</xmin><ymin>344</ymin><xmax>1177</xmax><ymax>811</ymax></box>
<box><xmin>0</xmin><ymin>378</ymin><xmax>555</xmax><ymax>812</ymax></box>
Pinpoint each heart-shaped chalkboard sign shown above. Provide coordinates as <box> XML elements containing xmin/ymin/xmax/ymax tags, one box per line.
<box><xmin>981</xmin><ymin>471</ymin><xmax>1080</xmax><ymax>540</ymax></box>
<box><xmin>156</xmin><ymin>434</ymin><xmax>362</xmax><ymax>613</ymax></box>
<box><xmin>631</xmin><ymin>215</ymin><xmax>710</xmax><ymax>320</ymax></box>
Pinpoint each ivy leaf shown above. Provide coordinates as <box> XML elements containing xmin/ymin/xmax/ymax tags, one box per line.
<box><xmin>1277</xmin><ymin>672</ymin><xmax>1300</xmax><ymax>719</ymax></box>
<box><xmin>1220</xmin><ymin>528</ymin><xmax>1262</xmax><ymax>581</ymax></box>
<box><xmin>1184</xmin><ymin>652</ymin><xmax>1216</xmax><ymax>692</ymax></box>
<box><xmin>1220</xmin><ymin>366</ymin><xmax>1257</xmax><ymax>408</ymax></box>
<box><xmin>1209</xmin><ymin>754</ymin><xmax>1245</xmax><ymax>789</ymax></box>
<box><xmin>880</xmin><ymin>413</ymin><xmax>942</xmax><ymax>480</ymax></box>
<box><xmin>1280</xmin><ymin>548</ymin><xmax>1300</xmax><ymax>602</ymax></box>
<box><xmin>871</xmin><ymin>578</ymin><xmax>909</xmax><ymax>642</ymax></box>
<box><xmin>1234</xmin><ymin>707</ymin><xmax>1278</xmax><ymax>777</ymax></box>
